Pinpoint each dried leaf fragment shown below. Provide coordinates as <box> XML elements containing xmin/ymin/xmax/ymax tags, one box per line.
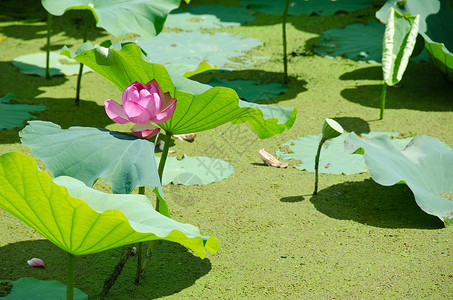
<box><xmin>257</xmin><ymin>149</ymin><xmax>288</xmax><ymax>168</ymax></box>
<box><xmin>174</xmin><ymin>133</ymin><xmax>197</xmax><ymax>141</ymax></box>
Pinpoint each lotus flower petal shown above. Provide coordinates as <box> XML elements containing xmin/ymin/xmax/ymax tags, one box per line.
<box><xmin>104</xmin><ymin>99</ymin><xmax>129</xmax><ymax>124</ymax></box>
<box><xmin>27</xmin><ymin>258</ymin><xmax>45</xmax><ymax>268</ymax></box>
<box><xmin>131</xmin><ymin>123</ymin><xmax>161</xmax><ymax>139</ymax></box>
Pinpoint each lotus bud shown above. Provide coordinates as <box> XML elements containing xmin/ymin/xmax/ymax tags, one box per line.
<box><xmin>322</xmin><ymin>118</ymin><xmax>344</xmax><ymax>140</ymax></box>
<box><xmin>27</xmin><ymin>258</ymin><xmax>45</xmax><ymax>268</ymax></box>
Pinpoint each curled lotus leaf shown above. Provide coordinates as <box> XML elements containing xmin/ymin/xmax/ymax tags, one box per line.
<box><xmin>61</xmin><ymin>43</ymin><xmax>297</xmax><ymax>139</ymax></box>
<box><xmin>0</xmin><ymin>152</ymin><xmax>219</xmax><ymax>256</ymax></box>
<box><xmin>345</xmin><ymin>133</ymin><xmax>453</xmax><ymax>226</ymax></box>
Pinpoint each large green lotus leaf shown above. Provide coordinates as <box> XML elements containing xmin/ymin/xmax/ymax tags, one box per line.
<box><xmin>156</xmin><ymin>156</ymin><xmax>234</xmax><ymax>185</ymax></box>
<box><xmin>0</xmin><ymin>152</ymin><xmax>220</xmax><ymax>256</ymax></box>
<box><xmin>135</xmin><ymin>31</ymin><xmax>264</xmax><ymax>69</ymax></box>
<box><xmin>207</xmin><ymin>77</ymin><xmax>287</xmax><ymax>102</ymax></box>
<box><xmin>376</xmin><ymin>0</ymin><xmax>453</xmax><ymax>81</ymax></box>
<box><xmin>241</xmin><ymin>0</ymin><xmax>373</xmax><ymax>16</ymax></box>
<box><xmin>166</xmin><ymin>5</ymin><xmax>256</xmax><ymax>30</ymax></box>
<box><xmin>276</xmin><ymin>132</ymin><xmax>413</xmax><ymax>175</ymax></box>
<box><xmin>0</xmin><ymin>278</ymin><xmax>88</xmax><ymax>299</ymax></box>
<box><xmin>19</xmin><ymin>121</ymin><xmax>167</xmax><ymax>214</ymax></box>
<box><xmin>382</xmin><ymin>8</ymin><xmax>419</xmax><ymax>86</ymax></box>
<box><xmin>345</xmin><ymin>133</ymin><xmax>453</xmax><ymax>226</ymax></box>
<box><xmin>314</xmin><ymin>20</ymin><xmax>385</xmax><ymax>63</ymax></box>
<box><xmin>60</xmin><ymin>43</ymin><xmax>297</xmax><ymax>139</ymax></box>
<box><xmin>41</xmin><ymin>0</ymin><xmax>180</xmax><ymax>38</ymax></box>
<box><xmin>12</xmin><ymin>52</ymin><xmax>92</xmax><ymax>77</ymax></box>
<box><xmin>0</xmin><ymin>94</ymin><xmax>46</xmax><ymax>130</ymax></box>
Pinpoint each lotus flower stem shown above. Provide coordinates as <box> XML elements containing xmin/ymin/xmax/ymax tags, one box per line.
<box><xmin>45</xmin><ymin>13</ymin><xmax>52</xmax><ymax>80</ymax></box>
<box><xmin>379</xmin><ymin>84</ymin><xmax>387</xmax><ymax>120</ymax></box>
<box><xmin>313</xmin><ymin>137</ymin><xmax>326</xmax><ymax>195</ymax></box>
<box><xmin>282</xmin><ymin>0</ymin><xmax>290</xmax><ymax>82</ymax></box>
<box><xmin>134</xmin><ymin>186</ymin><xmax>146</xmax><ymax>285</ymax></box>
<box><xmin>66</xmin><ymin>252</ymin><xmax>75</xmax><ymax>300</ymax></box>
<box><xmin>75</xmin><ymin>13</ymin><xmax>89</xmax><ymax>106</ymax></box>
<box><xmin>100</xmin><ymin>244</ymin><xmax>135</xmax><ymax>297</ymax></box>
<box><xmin>157</xmin><ymin>132</ymin><xmax>172</xmax><ymax>186</ymax></box>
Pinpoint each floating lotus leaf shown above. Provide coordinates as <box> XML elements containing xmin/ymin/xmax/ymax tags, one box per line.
<box><xmin>19</xmin><ymin>121</ymin><xmax>169</xmax><ymax>215</ymax></box>
<box><xmin>314</xmin><ymin>20</ymin><xmax>385</xmax><ymax>63</ymax></box>
<box><xmin>135</xmin><ymin>31</ymin><xmax>264</xmax><ymax>69</ymax></box>
<box><xmin>0</xmin><ymin>94</ymin><xmax>46</xmax><ymax>130</ymax></box>
<box><xmin>61</xmin><ymin>43</ymin><xmax>297</xmax><ymax>139</ymax></box>
<box><xmin>0</xmin><ymin>278</ymin><xmax>88</xmax><ymax>299</ymax></box>
<box><xmin>11</xmin><ymin>52</ymin><xmax>92</xmax><ymax>77</ymax></box>
<box><xmin>277</xmin><ymin>132</ymin><xmax>414</xmax><ymax>175</ymax></box>
<box><xmin>376</xmin><ymin>0</ymin><xmax>453</xmax><ymax>81</ymax></box>
<box><xmin>207</xmin><ymin>77</ymin><xmax>287</xmax><ymax>102</ymax></box>
<box><xmin>0</xmin><ymin>152</ymin><xmax>219</xmax><ymax>256</ymax></box>
<box><xmin>345</xmin><ymin>133</ymin><xmax>453</xmax><ymax>226</ymax></box>
<box><xmin>241</xmin><ymin>0</ymin><xmax>373</xmax><ymax>16</ymax></box>
<box><xmin>156</xmin><ymin>156</ymin><xmax>234</xmax><ymax>185</ymax></box>
<box><xmin>41</xmin><ymin>0</ymin><xmax>180</xmax><ymax>38</ymax></box>
<box><xmin>166</xmin><ymin>5</ymin><xmax>255</xmax><ymax>30</ymax></box>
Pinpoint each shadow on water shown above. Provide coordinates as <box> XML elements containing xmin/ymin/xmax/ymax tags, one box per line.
<box><xmin>0</xmin><ymin>239</ymin><xmax>212</xmax><ymax>299</ymax></box>
<box><xmin>310</xmin><ymin>179</ymin><xmax>444</xmax><ymax>229</ymax></box>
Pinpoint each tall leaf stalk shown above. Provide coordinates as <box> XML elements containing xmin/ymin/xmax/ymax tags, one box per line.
<box><xmin>282</xmin><ymin>0</ymin><xmax>290</xmax><ymax>82</ymax></box>
<box><xmin>46</xmin><ymin>13</ymin><xmax>53</xmax><ymax>80</ymax></box>
<box><xmin>75</xmin><ymin>13</ymin><xmax>89</xmax><ymax>106</ymax></box>
<box><xmin>66</xmin><ymin>253</ymin><xmax>75</xmax><ymax>300</ymax></box>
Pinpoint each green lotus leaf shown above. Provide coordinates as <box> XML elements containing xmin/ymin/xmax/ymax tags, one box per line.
<box><xmin>207</xmin><ymin>77</ymin><xmax>287</xmax><ymax>102</ymax></box>
<box><xmin>41</xmin><ymin>0</ymin><xmax>180</xmax><ymax>38</ymax></box>
<box><xmin>382</xmin><ymin>8</ymin><xmax>419</xmax><ymax>86</ymax></box>
<box><xmin>166</xmin><ymin>5</ymin><xmax>255</xmax><ymax>30</ymax></box>
<box><xmin>12</xmin><ymin>52</ymin><xmax>92</xmax><ymax>77</ymax></box>
<box><xmin>60</xmin><ymin>43</ymin><xmax>297</xmax><ymax>139</ymax></box>
<box><xmin>241</xmin><ymin>0</ymin><xmax>373</xmax><ymax>16</ymax></box>
<box><xmin>376</xmin><ymin>0</ymin><xmax>453</xmax><ymax>81</ymax></box>
<box><xmin>135</xmin><ymin>31</ymin><xmax>264</xmax><ymax>69</ymax></box>
<box><xmin>156</xmin><ymin>156</ymin><xmax>234</xmax><ymax>185</ymax></box>
<box><xmin>314</xmin><ymin>20</ymin><xmax>385</xmax><ymax>63</ymax></box>
<box><xmin>0</xmin><ymin>94</ymin><xmax>46</xmax><ymax>130</ymax></box>
<box><xmin>345</xmin><ymin>133</ymin><xmax>453</xmax><ymax>226</ymax></box>
<box><xmin>0</xmin><ymin>152</ymin><xmax>220</xmax><ymax>256</ymax></box>
<box><xmin>0</xmin><ymin>277</ymin><xmax>88</xmax><ymax>299</ymax></box>
<box><xmin>277</xmin><ymin>132</ymin><xmax>413</xmax><ymax>175</ymax></box>
<box><xmin>19</xmin><ymin>121</ymin><xmax>169</xmax><ymax>216</ymax></box>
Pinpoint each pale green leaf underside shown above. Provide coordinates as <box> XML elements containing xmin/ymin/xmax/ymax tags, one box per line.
<box><xmin>376</xmin><ymin>0</ymin><xmax>453</xmax><ymax>81</ymax></box>
<box><xmin>61</xmin><ymin>43</ymin><xmax>297</xmax><ymax>139</ymax></box>
<box><xmin>19</xmin><ymin>121</ymin><xmax>164</xmax><ymax>201</ymax></box>
<box><xmin>382</xmin><ymin>8</ymin><xmax>419</xmax><ymax>85</ymax></box>
<box><xmin>0</xmin><ymin>94</ymin><xmax>46</xmax><ymax>130</ymax></box>
<box><xmin>41</xmin><ymin>0</ymin><xmax>180</xmax><ymax>38</ymax></box>
<box><xmin>156</xmin><ymin>156</ymin><xmax>234</xmax><ymax>185</ymax></box>
<box><xmin>345</xmin><ymin>133</ymin><xmax>453</xmax><ymax>225</ymax></box>
<box><xmin>12</xmin><ymin>52</ymin><xmax>92</xmax><ymax>77</ymax></box>
<box><xmin>0</xmin><ymin>152</ymin><xmax>219</xmax><ymax>256</ymax></box>
<box><xmin>0</xmin><ymin>277</ymin><xmax>88</xmax><ymax>300</ymax></box>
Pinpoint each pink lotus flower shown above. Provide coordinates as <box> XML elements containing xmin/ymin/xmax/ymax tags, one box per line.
<box><xmin>104</xmin><ymin>80</ymin><xmax>177</xmax><ymax>139</ymax></box>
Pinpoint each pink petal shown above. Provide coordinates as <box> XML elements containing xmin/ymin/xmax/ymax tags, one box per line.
<box><xmin>138</xmin><ymin>91</ymin><xmax>161</xmax><ymax>118</ymax></box>
<box><xmin>104</xmin><ymin>100</ymin><xmax>130</xmax><ymax>124</ymax></box>
<box><xmin>27</xmin><ymin>258</ymin><xmax>45</xmax><ymax>268</ymax></box>
<box><xmin>146</xmin><ymin>79</ymin><xmax>165</xmax><ymax>100</ymax></box>
<box><xmin>151</xmin><ymin>93</ymin><xmax>177</xmax><ymax>124</ymax></box>
<box><xmin>123</xmin><ymin>100</ymin><xmax>152</xmax><ymax>123</ymax></box>
<box><xmin>131</xmin><ymin>123</ymin><xmax>161</xmax><ymax>139</ymax></box>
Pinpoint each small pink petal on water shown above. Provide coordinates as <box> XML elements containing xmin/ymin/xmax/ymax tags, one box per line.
<box><xmin>104</xmin><ymin>100</ymin><xmax>130</xmax><ymax>124</ymax></box>
<box><xmin>27</xmin><ymin>258</ymin><xmax>45</xmax><ymax>268</ymax></box>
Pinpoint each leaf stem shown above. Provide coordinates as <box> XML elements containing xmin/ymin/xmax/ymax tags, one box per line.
<box><xmin>134</xmin><ymin>186</ymin><xmax>146</xmax><ymax>285</ymax></box>
<box><xmin>282</xmin><ymin>0</ymin><xmax>290</xmax><ymax>83</ymax></box>
<box><xmin>313</xmin><ymin>137</ymin><xmax>326</xmax><ymax>195</ymax></box>
<box><xmin>66</xmin><ymin>252</ymin><xmax>75</xmax><ymax>300</ymax></box>
<box><xmin>380</xmin><ymin>84</ymin><xmax>387</xmax><ymax>120</ymax></box>
<box><xmin>75</xmin><ymin>12</ymin><xmax>89</xmax><ymax>106</ymax></box>
<box><xmin>46</xmin><ymin>13</ymin><xmax>52</xmax><ymax>80</ymax></box>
